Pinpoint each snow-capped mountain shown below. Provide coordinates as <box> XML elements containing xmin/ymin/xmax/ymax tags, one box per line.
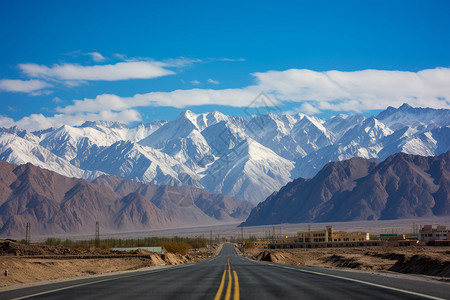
<box><xmin>80</xmin><ymin>140</ymin><xmax>201</xmax><ymax>187</ymax></box>
<box><xmin>139</xmin><ymin>111</ymin><xmax>215</xmax><ymax>169</ymax></box>
<box><xmin>376</xmin><ymin>103</ymin><xmax>450</xmax><ymax>130</ymax></box>
<box><xmin>200</xmin><ymin>139</ymin><xmax>294</xmax><ymax>204</ymax></box>
<box><xmin>0</xmin><ymin>130</ymin><xmax>102</xmax><ymax>180</ymax></box>
<box><xmin>0</xmin><ymin>104</ymin><xmax>449</xmax><ymax>204</ymax></box>
<box><xmin>293</xmin><ymin>117</ymin><xmax>394</xmax><ymax>178</ymax></box>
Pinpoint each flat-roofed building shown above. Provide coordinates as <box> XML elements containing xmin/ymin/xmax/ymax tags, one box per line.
<box><xmin>294</xmin><ymin>226</ymin><xmax>369</xmax><ymax>243</ymax></box>
<box><xmin>419</xmin><ymin>225</ymin><xmax>450</xmax><ymax>245</ymax></box>
<box><xmin>271</xmin><ymin>226</ymin><xmax>373</xmax><ymax>249</ymax></box>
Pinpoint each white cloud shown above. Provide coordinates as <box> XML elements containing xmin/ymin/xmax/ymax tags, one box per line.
<box><xmin>87</xmin><ymin>52</ymin><xmax>107</xmax><ymax>62</ymax></box>
<box><xmin>112</xmin><ymin>53</ymin><xmax>127</xmax><ymax>60</ymax></box>
<box><xmin>211</xmin><ymin>58</ymin><xmax>246</xmax><ymax>62</ymax></box>
<box><xmin>54</xmin><ymin>67</ymin><xmax>450</xmax><ymax>116</ymax></box>
<box><xmin>191</xmin><ymin>80</ymin><xmax>201</xmax><ymax>85</ymax></box>
<box><xmin>0</xmin><ymin>79</ymin><xmax>52</xmax><ymax>93</ymax></box>
<box><xmin>55</xmin><ymin>87</ymin><xmax>263</xmax><ymax>115</ymax></box>
<box><xmin>163</xmin><ymin>57</ymin><xmax>203</xmax><ymax>67</ymax></box>
<box><xmin>253</xmin><ymin>68</ymin><xmax>450</xmax><ymax>112</ymax></box>
<box><xmin>14</xmin><ymin>109</ymin><xmax>142</xmax><ymax>131</ymax></box>
<box><xmin>29</xmin><ymin>90</ymin><xmax>53</xmax><ymax>96</ymax></box>
<box><xmin>207</xmin><ymin>78</ymin><xmax>220</xmax><ymax>84</ymax></box>
<box><xmin>57</xmin><ymin>94</ymin><xmax>130</xmax><ymax>114</ymax></box>
<box><xmin>19</xmin><ymin>61</ymin><xmax>175</xmax><ymax>81</ymax></box>
<box><xmin>0</xmin><ymin>115</ymin><xmax>15</xmax><ymax>128</ymax></box>
<box><xmin>297</xmin><ymin>102</ymin><xmax>320</xmax><ymax>114</ymax></box>
<box><xmin>6</xmin><ymin>67</ymin><xmax>450</xmax><ymax>131</ymax></box>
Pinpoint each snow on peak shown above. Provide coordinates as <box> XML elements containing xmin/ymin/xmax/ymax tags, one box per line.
<box><xmin>195</xmin><ymin>110</ymin><xmax>229</xmax><ymax>130</ymax></box>
<box><xmin>1</xmin><ymin>104</ymin><xmax>449</xmax><ymax>204</ymax></box>
<box><xmin>177</xmin><ymin>110</ymin><xmax>199</xmax><ymax>128</ymax></box>
<box><xmin>80</xmin><ymin>120</ymin><xmax>127</xmax><ymax>129</ymax></box>
<box><xmin>376</xmin><ymin>103</ymin><xmax>450</xmax><ymax>130</ymax></box>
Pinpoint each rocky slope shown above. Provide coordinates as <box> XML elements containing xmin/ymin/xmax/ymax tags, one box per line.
<box><xmin>241</xmin><ymin>151</ymin><xmax>450</xmax><ymax>226</ymax></box>
<box><xmin>0</xmin><ymin>161</ymin><xmax>253</xmax><ymax>237</ymax></box>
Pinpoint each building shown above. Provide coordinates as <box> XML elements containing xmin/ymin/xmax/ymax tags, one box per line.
<box><xmin>380</xmin><ymin>233</ymin><xmax>405</xmax><ymax>240</ymax></box>
<box><xmin>380</xmin><ymin>234</ymin><xmax>419</xmax><ymax>246</ymax></box>
<box><xmin>112</xmin><ymin>246</ymin><xmax>165</xmax><ymax>253</ymax></box>
<box><xmin>270</xmin><ymin>226</ymin><xmax>377</xmax><ymax>249</ymax></box>
<box><xmin>419</xmin><ymin>225</ymin><xmax>450</xmax><ymax>245</ymax></box>
<box><xmin>294</xmin><ymin>226</ymin><xmax>369</xmax><ymax>243</ymax></box>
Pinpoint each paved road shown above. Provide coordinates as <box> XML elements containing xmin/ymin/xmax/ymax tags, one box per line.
<box><xmin>1</xmin><ymin>243</ymin><xmax>449</xmax><ymax>299</ymax></box>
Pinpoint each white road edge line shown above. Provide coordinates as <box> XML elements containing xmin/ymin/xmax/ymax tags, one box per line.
<box><xmin>260</xmin><ymin>261</ymin><xmax>444</xmax><ymax>300</ymax></box>
<box><xmin>10</xmin><ymin>264</ymin><xmax>193</xmax><ymax>300</ymax></box>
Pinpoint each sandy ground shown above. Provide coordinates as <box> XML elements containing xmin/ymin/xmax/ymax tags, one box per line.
<box><xmin>0</xmin><ymin>241</ymin><xmax>214</xmax><ymax>288</ymax></box>
<box><xmin>244</xmin><ymin>246</ymin><xmax>450</xmax><ymax>279</ymax></box>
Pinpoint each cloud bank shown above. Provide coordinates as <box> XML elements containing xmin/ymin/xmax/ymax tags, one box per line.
<box><xmin>56</xmin><ymin>67</ymin><xmax>450</xmax><ymax>114</ymax></box>
<box><xmin>2</xmin><ymin>67</ymin><xmax>450</xmax><ymax>131</ymax></box>
<box><xmin>254</xmin><ymin>68</ymin><xmax>450</xmax><ymax>112</ymax></box>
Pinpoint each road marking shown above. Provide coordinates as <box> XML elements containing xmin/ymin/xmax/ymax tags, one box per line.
<box><xmin>233</xmin><ymin>271</ymin><xmax>239</xmax><ymax>300</ymax></box>
<box><xmin>255</xmin><ymin>260</ymin><xmax>444</xmax><ymax>300</ymax></box>
<box><xmin>225</xmin><ymin>261</ymin><xmax>232</xmax><ymax>300</ymax></box>
<box><xmin>214</xmin><ymin>248</ymin><xmax>239</xmax><ymax>300</ymax></box>
<box><xmin>214</xmin><ymin>270</ymin><xmax>227</xmax><ymax>300</ymax></box>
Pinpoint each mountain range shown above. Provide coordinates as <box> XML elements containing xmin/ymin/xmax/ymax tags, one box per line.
<box><xmin>0</xmin><ymin>103</ymin><xmax>449</xmax><ymax>204</ymax></box>
<box><xmin>241</xmin><ymin>151</ymin><xmax>450</xmax><ymax>226</ymax></box>
<box><xmin>0</xmin><ymin>161</ymin><xmax>253</xmax><ymax>237</ymax></box>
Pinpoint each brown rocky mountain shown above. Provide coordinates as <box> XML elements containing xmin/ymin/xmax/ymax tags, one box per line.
<box><xmin>241</xmin><ymin>151</ymin><xmax>450</xmax><ymax>226</ymax></box>
<box><xmin>0</xmin><ymin>161</ymin><xmax>253</xmax><ymax>237</ymax></box>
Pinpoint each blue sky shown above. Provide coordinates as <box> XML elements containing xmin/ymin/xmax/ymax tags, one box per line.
<box><xmin>1</xmin><ymin>0</ymin><xmax>449</xmax><ymax>130</ymax></box>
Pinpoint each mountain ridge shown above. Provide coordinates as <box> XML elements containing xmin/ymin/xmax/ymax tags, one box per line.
<box><xmin>0</xmin><ymin>161</ymin><xmax>253</xmax><ymax>237</ymax></box>
<box><xmin>0</xmin><ymin>103</ymin><xmax>449</xmax><ymax>204</ymax></box>
<box><xmin>241</xmin><ymin>151</ymin><xmax>450</xmax><ymax>226</ymax></box>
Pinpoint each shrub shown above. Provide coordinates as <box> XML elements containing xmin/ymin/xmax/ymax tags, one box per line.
<box><xmin>244</xmin><ymin>240</ymin><xmax>255</xmax><ymax>249</ymax></box>
<box><xmin>44</xmin><ymin>237</ymin><xmax>61</xmax><ymax>246</ymax></box>
<box><xmin>156</xmin><ymin>241</ymin><xmax>192</xmax><ymax>255</ymax></box>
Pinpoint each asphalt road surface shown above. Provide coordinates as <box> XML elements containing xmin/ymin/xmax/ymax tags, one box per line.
<box><xmin>1</xmin><ymin>243</ymin><xmax>449</xmax><ymax>300</ymax></box>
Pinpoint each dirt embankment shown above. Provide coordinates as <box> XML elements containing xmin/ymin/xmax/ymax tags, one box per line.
<box><xmin>0</xmin><ymin>241</ymin><xmax>214</xmax><ymax>288</ymax></box>
<box><xmin>247</xmin><ymin>246</ymin><xmax>450</xmax><ymax>278</ymax></box>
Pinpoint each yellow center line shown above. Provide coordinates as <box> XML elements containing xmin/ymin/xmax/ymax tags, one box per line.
<box><xmin>214</xmin><ymin>246</ymin><xmax>240</xmax><ymax>300</ymax></box>
<box><xmin>233</xmin><ymin>270</ymin><xmax>239</xmax><ymax>300</ymax></box>
<box><xmin>214</xmin><ymin>269</ymin><xmax>227</xmax><ymax>300</ymax></box>
<box><xmin>225</xmin><ymin>261</ymin><xmax>232</xmax><ymax>300</ymax></box>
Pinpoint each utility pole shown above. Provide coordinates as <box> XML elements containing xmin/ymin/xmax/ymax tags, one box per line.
<box><xmin>25</xmin><ymin>223</ymin><xmax>31</xmax><ymax>244</ymax></box>
<box><xmin>308</xmin><ymin>224</ymin><xmax>311</xmax><ymax>242</ymax></box>
<box><xmin>210</xmin><ymin>230</ymin><xmax>213</xmax><ymax>256</ymax></box>
<box><xmin>241</xmin><ymin>227</ymin><xmax>244</xmax><ymax>255</ymax></box>
<box><xmin>95</xmin><ymin>222</ymin><xmax>100</xmax><ymax>248</ymax></box>
<box><xmin>273</xmin><ymin>226</ymin><xmax>275</xmax><ymax>242</ymax></box>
